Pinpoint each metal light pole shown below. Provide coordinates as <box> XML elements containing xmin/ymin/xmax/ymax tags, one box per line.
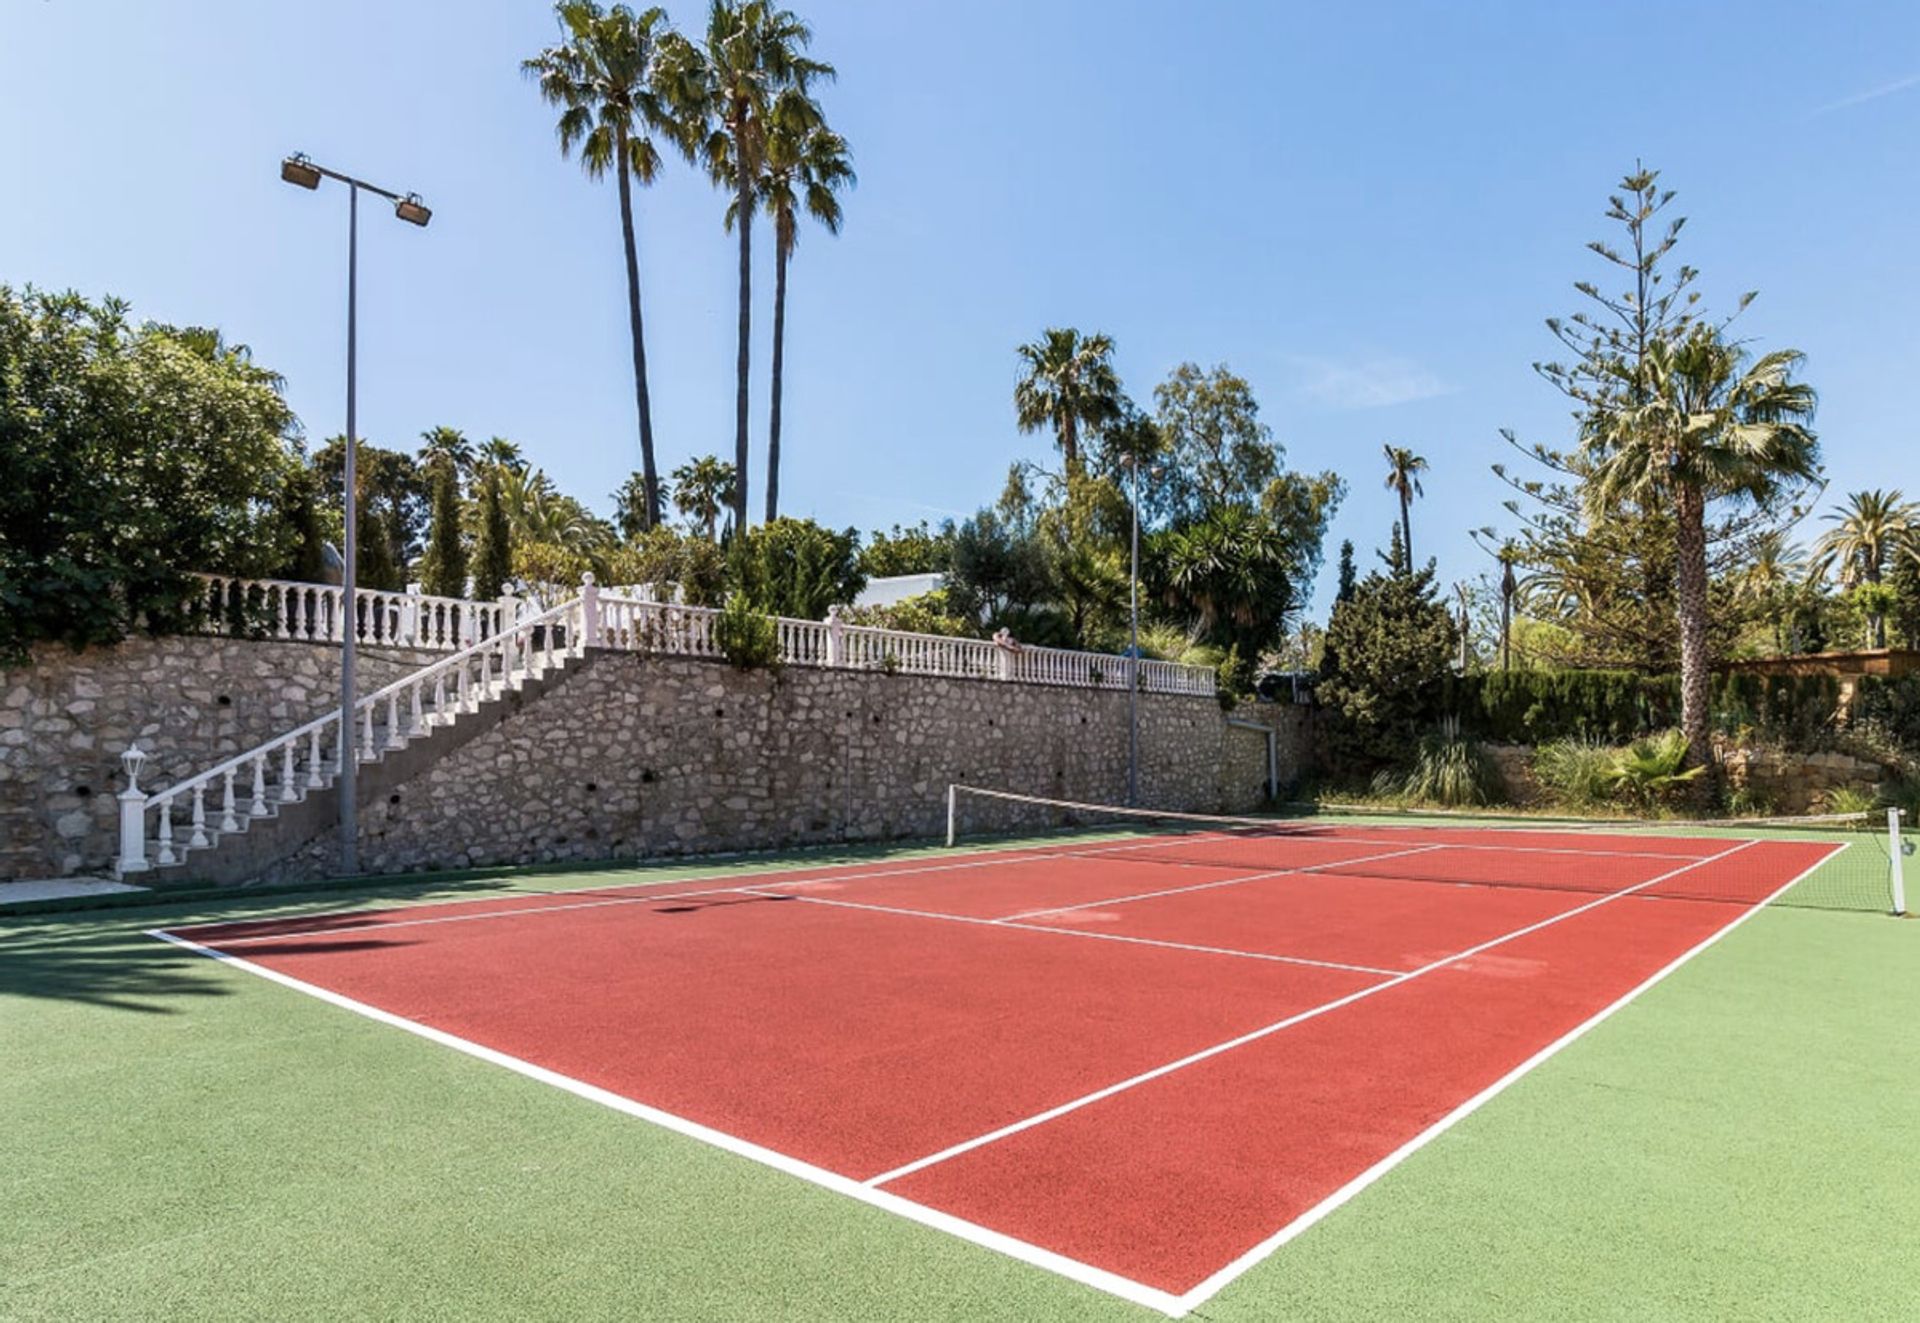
<box><xmin>1128</xmin><ymin>456</ymin><xmax>1142</xmax><ymax>807</ymax></box>
<box><xmin>281</xmin><ymin>153</ymin><xmax>430</xmax><ymax>875</ymax></box>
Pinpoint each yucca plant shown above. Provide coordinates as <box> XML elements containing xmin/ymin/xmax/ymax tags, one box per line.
<box><xmin>1820</xmin><ymin>786</ymin><xmax>1878</xmax><ymax>816</ymax></box>
<box><xmin>1531</xmin><ymin>737</ymin><xmax>1616</xmax><ymax>810</ymax></box>
<box><xmin>1393</xmin><ymin>717</ymin><xmax>1501</xmax><ymax>808</ymax></box>
<box><xmin>1604</xmin><ymin>729</ymin><xmax>1705</xmax><ymax>810</ymax></box>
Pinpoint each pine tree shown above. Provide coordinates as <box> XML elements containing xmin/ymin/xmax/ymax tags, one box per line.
<box><xmin>419</xmin><ymin>460</ymin><xmax>468</xmax><ymax>598</ymax></box>
<box><xmin>1379</xmin><ymin>521</ymin><xmax>1409</xmax><ymax>576</ymax></box>
<box><xmin>471</xmin><ymin>466</ymin><xmax>512</xmax><ymax>600</ymax></box>
<box><xmin>1335</xmin><ymin>539</ymin><xmax>1357</xmax><ymax>603</ymax></box>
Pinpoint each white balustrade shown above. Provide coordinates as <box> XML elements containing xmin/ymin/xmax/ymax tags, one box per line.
<box><xmin>193</xmin><ymin>574</ymin><xmax>510</xmax><ymax>653</ymax></box>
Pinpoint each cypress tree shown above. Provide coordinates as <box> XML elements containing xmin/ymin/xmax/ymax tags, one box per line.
<box><xmin>471</xmin><ymin>466</ymin><xmax>512</xmax><ymax>600</ymax></box>
<box><xmin>1335</xmin><ymin>539</ymin><xmax>1356</xmax><ymax>603</ymax></box>
<box><xmin>419</xmin><ymin>460</ymin><xmax>468</xmax><ymax>598</ymax></box>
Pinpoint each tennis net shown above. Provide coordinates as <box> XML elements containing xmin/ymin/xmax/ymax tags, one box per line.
<box><xmin>945</xmin><ymin>785</ymin><xmax>1911</xmax><ymax>913</ymax></box>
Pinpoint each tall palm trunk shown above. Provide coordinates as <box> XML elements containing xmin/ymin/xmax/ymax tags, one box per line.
<box><xmin>1061</xmin><ymin>415</ymin><xmax>1079</xmax><ymax>470</ymax></box>
<box><xmin>615</xmin><ymin>125</ymin><xmax>660</xmax><ymax>532</ymax></box>
<box><xmin>1673</xmin><ymin>480</ymin><xmax>1715</xmax><ymax>787</ymax></box>
<box><xmin>1399</xmin><ymin>491</ymin><xmax>1412</xmax><ymax>568</ymax></box>
<box><xmin>732</xmin><ymin>124</ymin><xmax>753</xmax><ymax>535</ymax></box>
<box><xmin>766</xmin><ymin>235</ymin><xmax>789</xmax><ymax>523</ymax></box>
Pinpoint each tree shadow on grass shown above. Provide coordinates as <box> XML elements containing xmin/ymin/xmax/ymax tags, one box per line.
<box><xmin>0</xmin><ymin>924</ymin><xmax>235</xmax><ymax>1014</ymax></box>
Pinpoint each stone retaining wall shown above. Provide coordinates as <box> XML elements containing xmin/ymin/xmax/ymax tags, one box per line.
<box><xmin>1</xmin><ymin>637</ymin><xmax>440</xmax><ymax>881</ymax></box>
<box><xmin>4</xmin><ymin>637</ymin><xmax>1307</xmax><ymax>883</ymax></box>
<box><xmin>262</xmin><ymin>651</ymin><xmax>1307</xmax><ymax>882</ymax></box>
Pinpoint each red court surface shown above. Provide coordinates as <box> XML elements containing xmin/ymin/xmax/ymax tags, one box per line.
<box><xmin>155</xmin><ymin>827</ymin><xmax>1844</xmax><ymax>1316</ymax></box>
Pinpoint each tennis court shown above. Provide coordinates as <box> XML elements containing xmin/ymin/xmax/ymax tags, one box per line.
<box><xmin>148</xmin><ymin>792</ymin><xmax>1885</xmax><ymax>1317</ymax></box>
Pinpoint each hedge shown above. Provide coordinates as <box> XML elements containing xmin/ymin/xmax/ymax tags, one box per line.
<box><xmin>1435</xmin><ymin>669</ymin><xmax>1847</xmax><ymax>748</ymax></box>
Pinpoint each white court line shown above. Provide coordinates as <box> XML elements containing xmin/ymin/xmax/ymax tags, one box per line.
<box><xmin>143</xmin><ymin>928</ymin><xmax>1186</xmax><ymax>1317</ymax></box>
<box><xmin>167</xmin><ymin>834</ymin><xmax>1207</xmax><ymax>948</ymax></box>
<box><xmin>1165</xmin><ymin>839</ymin><xmax>1850</xmax><ymax>1316</ymax></box>
<box><xmin>737</xmin><ymin>888</ymin><xmax>1402</xmax><ymax>978</ymax></box>
<box><xmin>993</xmin><ymin>843</ymin><xmax>1447</xmax><ymax>921</ymax></box>
<box><xmin>860</xmin><ymin>839</ymin><xmax>1762</xmax><ymax>1190</ymax></box>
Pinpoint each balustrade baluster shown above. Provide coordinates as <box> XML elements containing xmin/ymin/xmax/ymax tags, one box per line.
<box><xmin>249</xmin><ymin>754</ymin><xmax>269</xmax><ymax>817</ymax></box>
<box><xmin>409</xmin><ymin>682</ymin><xmax>426</xmax><ymax>737</ymax></box>
<box><xmin>281</xmin><ymin>741</ymin><xmax>299</xmax><ymax>801</ymax></box>
<box><xmin>386</xmin><ymin>691</ymin><xmax>404</xmax><ymax>750</ymax></box>
<box><xmin>432</xmin><ymin>671</ymin><xmax>448</xmax><ymax>725</ymax></box>
<box><xmin>360</xmin><ymin>704</ymin><xmax>376</xmax><ymax>760</ymax></box>
<box><xmin>189</xmin><ymin>785</ymin><xmax>209</xmax><ymax>847</ymax></box>
<box><xmin>220</xmin><ymin>768</ymin><xmax>239</xmax><ymax>832</ymax></box>
<box><xmin>156</xmin><ymin>798</ymin><xmax>176</xmax><ymax>864</ymax></box>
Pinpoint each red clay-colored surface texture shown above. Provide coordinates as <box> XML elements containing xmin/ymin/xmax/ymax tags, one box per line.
<box><xmin>172</xmin><ymin>834</ymin><xmax>1835</xmax><ymax>1298</ymax></box>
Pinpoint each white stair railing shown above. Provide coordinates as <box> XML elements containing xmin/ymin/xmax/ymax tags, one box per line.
<box><xmin>117</xmin><ymin>595</ymin><xmax>584</xmax><ymax>876</ymax></box>
<box><xmin>193</xmin><ymin>574</ymin><xmax>513</xmax><ymax>653</ymax></box>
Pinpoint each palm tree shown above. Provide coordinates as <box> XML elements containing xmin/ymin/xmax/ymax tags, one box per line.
<box><xmin>1735</xmin><ymin>530</ymin><xmax>1809</xmax><ymax>652</ymax></box>
<box><xmin>747</xmin><ymin>91</ymin><xmax>853</xmax><ymax>523</ymax></box>
<box><xmin>1013</xmin><ymin>328</ymin><xmax>1122</xmax><ymax>471</ymax></box>
<box><xmin>524</xmin><ymin>1</ymin><xmax>678</xmax><ymax>531</ymax></box>
<box><xmin>480</xmin><ymin>437</ymin><xmax>526</xmax><ymax>474</ymax></box>
<box><xmin>659</xmin><ymin>1</ymin><xmax>833</xmax><ymax>535</ymax></box>
<box><xmin>1585</xmin><ymin>326</ymin><xmax>1819</xmax><ymax>775</ymax></box>
<box><xmin>418</xmin><ymin>425</ymin><xmax>474</xmax><ymax>479</ymax></box>
<box><xmin>671</xmin><ymin>455</ymin><xmax>737</xmax><ymax>540</ymax></box>
<box><xmin>1813</xmin><ymin>489</ymin><xmax>1917</xmax><ymax>648</ymax></box>
<box><xmin>1381</xmin><ymin>445</ymin><xmax>1428</xmax><ymax>568</ymax></box>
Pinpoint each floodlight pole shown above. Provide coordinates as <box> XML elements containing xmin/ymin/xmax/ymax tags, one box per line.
<box><xmin>281</xmin><ymin>154</ymin><xmax>430</xmax><ymax>876</ymax></box>
<box><xmin>1128</xmin><ymin>456</ymin><xmax>1141</xmax><ymax>807</ymax></box>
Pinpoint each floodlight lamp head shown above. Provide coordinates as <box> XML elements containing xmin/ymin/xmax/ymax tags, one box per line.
<box><xmin>395</xmin><ymin>194</ymin><xmax>431</xmax><ymax>227</ymax></box>
<box><xmin>281</xmin><ymin>153</ymin><xmax>322</xmax><ymax>190</ymax></box>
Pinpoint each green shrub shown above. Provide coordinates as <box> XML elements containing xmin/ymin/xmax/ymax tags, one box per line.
<box><xmin>1532</xmin><ymin>737</ymin><xmax>1617</xmax><ymax>810</ymax></box>
<box><xmin>1821</xmin><ymin>786</ymin><xmax>1878</xmax><ymax>815</ymax></box>
<box><xmin>1382</xmin><ymin>719</ymin><xmax>1502</xmax><ymax>808</ymax></box>
<box><xmin>1725</xmin><ymin>784</ymin><xmax>1777</xmax><ymax>818</ymax></box>
<box><xmin>714</xmin><ymin>593</ymin><xmax>781</xmax><ymax>671</ymax></box>
<box><xmin>1605</xmin><ymin>729</ymin><xmax>1704</xmax><ymax>810</ymax></box>
<box><xmin>1877</xmin><ymin>776</ymin><xmax>1920</xmax><ymax>821</ymax></box>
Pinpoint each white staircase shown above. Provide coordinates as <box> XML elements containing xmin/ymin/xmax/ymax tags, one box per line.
<box><xmin>114</xmin><ymin>593</ymin><xmax>590</xmax><ymax>882</ymax></box>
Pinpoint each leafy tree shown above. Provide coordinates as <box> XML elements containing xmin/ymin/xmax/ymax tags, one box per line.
<box><xmin>725</xmin><ymin>516</ymin><xmax>863</xmax><ymax>618</ymax></box>
<box><xmin>859</xmin><ymin>521</ymin><xmax>953</xmax><ymax>577</ymax></box>
<box><xmin>944</xmin><ymin>509</ymin><xmax>1055</xmax><ymax>624</ymax></box>
<box><xmin>1319</xmin><ymin>563</ymin><xmax>1459</xmax><ymax>773</ymax></box>
<box><xmin>524</xmin><ymin>0</ymin><xmax>679</xmax><ymax>530</ymax></box>
<box><xmin>660</xmin><ymin>0</ymin><xmax>833</xmax><ymax>533</ymax></box>
<box><xmin>670</xmin><ymin>454</ymin><xmax>737</xmax><ymax>540</ymax></box>
<box><xmin>418</xmin><ymin>457</ymin><xmax>468</xmax><ymax>598</ymax></box>
<box><xmin>312</xmin><ymin>437</ymin><xmax>427</xmax><ymax>583</ymax></box>
<box><xmin>752</xmin><ymin>90</ymin><xmax>853</xmax><ymax>521</ymax></box>
<box><xmin>1381</xmin><ymin>444</ymin><xmax>1428</xmax><ymax>566</ymax></box>
<box><xmin>1013</xmin><ymin>327</ymin><xmax>1122</xmax><ymax>471</ymax></box>
<box><xmin>1813</xmin><ymin>489</ymin><xmax>1916</xmax><ymax>647</ymax></box>
<box><xmin>470</xmin><ymin>464</ymin><xmax>513</xmax><ymax>600</ymax></box>
<box><xmin>604</xmin><ymin>524</ymin><xmax>727</xmax><ymax>604</ymax></box>
<box><xmin>1151</xmin><ymin>362</ymin><xmax>1277</xmax><ymax>522</ymax></box>
<box><xmin>0</xmin><ymin>287</ymin><xmax>300</xmax><ymax>660</ymax></box>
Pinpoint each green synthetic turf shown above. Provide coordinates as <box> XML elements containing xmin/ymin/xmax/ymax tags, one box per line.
<box><xmin>3</xmin><ymin>854</ymin><xmax>1917</xmax><ymax>1321</ymax></box>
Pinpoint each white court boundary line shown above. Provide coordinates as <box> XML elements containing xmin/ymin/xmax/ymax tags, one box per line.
<box><xmin>177</xmin><ymin>832</ymin><xmax>1266</xmax><ymax>948</ymax></box>
<box><xmin>736</xmin><ymin>888</ymin><xmax>1403</xmax><ymax>978</ymax></box>
<box><xmin>144</xmin><ymin>928</ymin><xmax>1185</xmax><ymax>1317</ymax></box>
<box><xmin>145</xmin><ymin>834</ymin><xmax>1839</xmax><ymax>1318</ymax></box>
<box><xmin>861</xmin><ymin>839</ymin><xmax>1762</xmax><ymax>1188</ymax></box>
<box><xmin>1166</xmin><ymin>839</ymin><xmax>1850</xmax><ymax>1315</ymax></box>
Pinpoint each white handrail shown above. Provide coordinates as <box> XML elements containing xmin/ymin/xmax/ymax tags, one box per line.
<box><xmin>117</xmin><ymin>598</ymin><xmax>582</xmax><ymax>875</ymax></box>
<box><xmin>192</xmin><ymin>574</ymin><xmax>513</xmax><ymax>652</ymax></box>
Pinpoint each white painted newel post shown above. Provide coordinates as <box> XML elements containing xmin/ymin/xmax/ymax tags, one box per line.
<box><xmin>825</xmin><ymin>604</ymin><xmax>846</xmax><ymax>667</ymax></box>
<box><xmin>117</xmin><ymin>745</ymin><xmax>150</xmax><ymax>875</ymax></box>
<box><xmin>580</xmin><ymin>572</ymin><xmax>602</xmax><ymax>649</ymax></box>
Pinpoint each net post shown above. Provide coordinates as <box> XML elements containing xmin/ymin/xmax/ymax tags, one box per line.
<box><xmin>1891</xmin><ymin>807</ymin><xmax>1907</xmax><ymax>916</ymax></box>
<box><xmin>946</xmin><ymin>784</ymin><xmax>958</xmax><ymax>848</ymax></box>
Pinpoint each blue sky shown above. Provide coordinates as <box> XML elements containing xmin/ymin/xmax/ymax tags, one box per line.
<box><xmin>4</xmin><ymin>1</ymin><xmax>1918</xmax><ymax>614</ymax></box>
